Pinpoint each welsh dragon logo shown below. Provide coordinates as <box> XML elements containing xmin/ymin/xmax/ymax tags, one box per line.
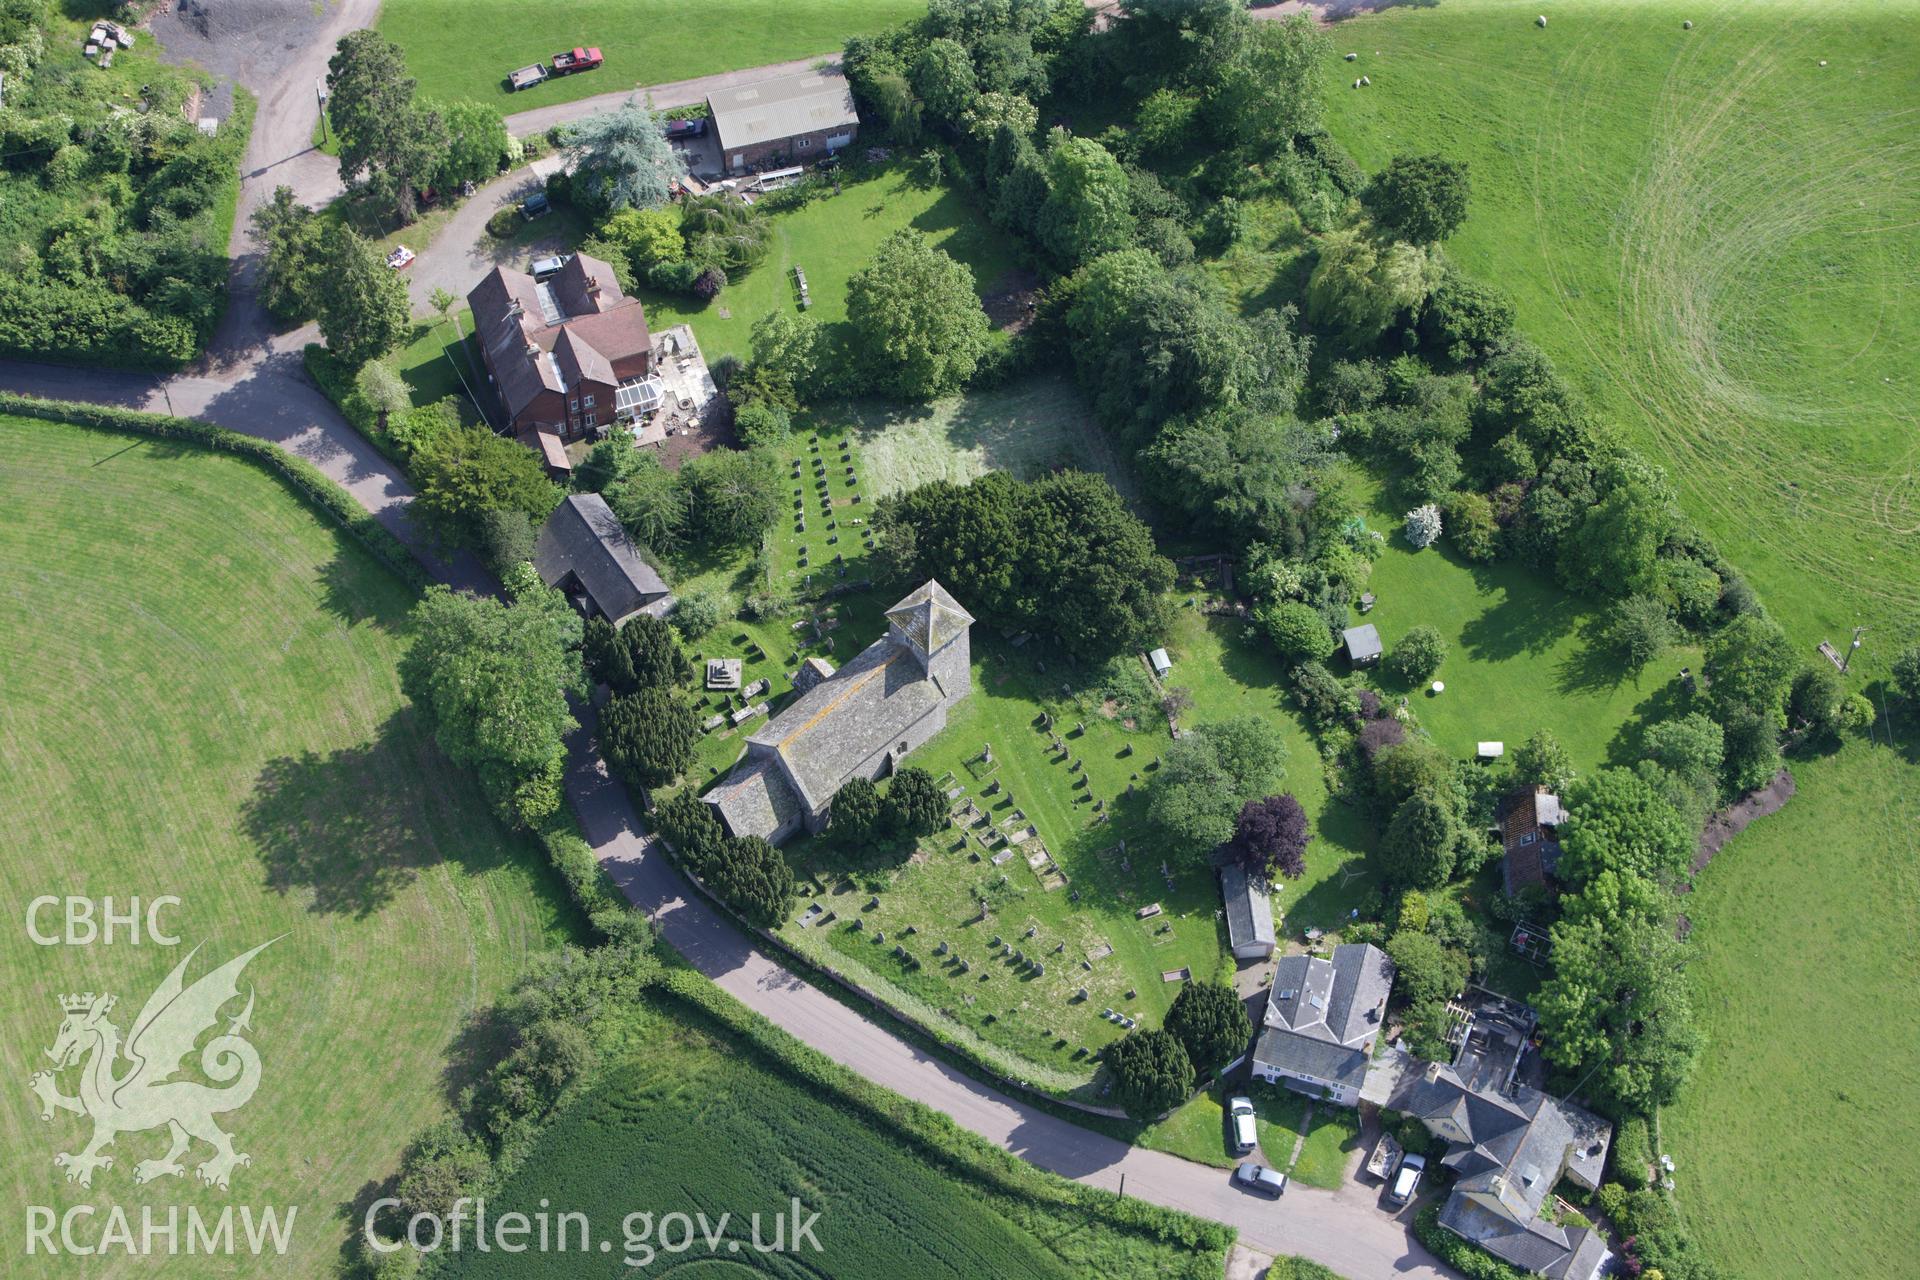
<box><xmin>29</xmin><ymin>940</ymin><xmax>276</xmax><ymax>1190</ymax></box>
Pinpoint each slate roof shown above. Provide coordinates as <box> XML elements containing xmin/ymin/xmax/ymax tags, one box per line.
<box><xmin>708</xmin><ymin>755</ymin><xmax>803</xmax><ymax>841</ymax></box>
<box><xmin>533</xmin><ymin>494</ymin><xmax>668</xmax><ymax>625</ymax></box>
<box><xmin>1255</xmin><ymin>943</ymin><xmax>1392</xmax><ymax>1086</ymax></box>
<box><xmin>1392</xmin><ymin>1058</ymin><xmax>1613</xmax><ymax>1279</ymax></box>
<box><xmin>708</xmin><ymin>69</ymin><xmax>859</xmax><ymax>150</ymax></box>
<box><xmin>1439</xmin><ymin>1196</ymin><xmax>1608</xmax><ymax>1279</ymax></box>
<box><xmin>886</xmin><ymin>580</ymin><xmax>973</xmax><ymax>654</ymax></box>
<box><xmin>747</xmin><ymin>636</ymin><xmax>944</xmax><ymax>813</ymax></box>
<box><xmin>1219</xmin><ymin>864</ymin><xmax>1275</xmax><ymax>954</ymax></box>
<box><xmin>551</xmin><ymin>326</ymin><xmax>615</xmax><ymax>389</ymax></box>
<box><xmin>1342</xmin><ymin>623</ymin><xmax>1382</xmax><ymax>663</ymax></box>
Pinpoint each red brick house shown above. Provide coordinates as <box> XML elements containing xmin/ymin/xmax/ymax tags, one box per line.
<box><xmin>708</xmin><ymin>68</ymin><xmax>860</xmax><ymax>175</ymax></box>
<box><xmin>466</xmin><ymin>253</ymin><xmax>651</xmax><ymax>446</ymax></box>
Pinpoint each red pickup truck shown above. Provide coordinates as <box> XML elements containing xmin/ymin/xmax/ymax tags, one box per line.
<box><xmin>551</xmin><ymin>46</ymin><xmax>603</xmax><ymax>75</ymax></box>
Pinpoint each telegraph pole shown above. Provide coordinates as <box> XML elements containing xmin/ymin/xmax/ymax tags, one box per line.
<box><xmin>1841</xmin><ymin>626</ymin><xmax>1868</xmax><ymax>675</ymax></box>
<box><xmin>315</xmin><ymin>78</ymin><xmax>329</xmax><ymax>144</ymax></box>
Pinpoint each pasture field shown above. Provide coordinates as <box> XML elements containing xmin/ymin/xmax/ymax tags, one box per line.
<box><xmin>1323</xmin><ymin>3</ymin><xmax>1920</xmax><ymax>1273</ymax></box>
<box><xmin>636</xmin><ymin>165</ymin><xmax>1025</xmax><ymax>366</ymax></box>
<box><xmin>377</xmin><ymin>0</ymin><xmax>921</xmax><ymax>109</ymax></box>
<box><xmin>441</xmin><ymin>985</ymin><xmax>1226</xmax><ymax>1280</ymax></box>
<box><xmin>0</xmin><ymin>418</ymin><xmax>576</xmax><ymax>1275</ymax></box>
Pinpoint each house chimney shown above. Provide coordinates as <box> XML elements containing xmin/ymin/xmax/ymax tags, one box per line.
<box><xmin>506</xmin><ymin>298</ymin><xmax>524</xmax><ymax>318</ymax></box>
<box><xmin>525</xmin><ymin>341</ymin><xmax>540</xmax><ymax>359</ymax></box>
<box><xmin>585</xmin><ymin>275</ymin><xmax>601</xmax><ymax>295</ymax></box>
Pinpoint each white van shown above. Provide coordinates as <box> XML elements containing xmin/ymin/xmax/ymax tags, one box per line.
<box><xmin>1228</xmin><ymin>1096</ymin><xmax>1258</xmax><ymax>1154</ymax></box>
<box><xmin>1388</xmin><ymin>1152</ymin><xmax>1427</xmax><ymax>1205</ymax></box>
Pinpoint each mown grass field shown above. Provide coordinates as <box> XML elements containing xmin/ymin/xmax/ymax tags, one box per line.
<box><xmin>1322</xmin><ymin>3</ymin><xmax>1920</xmax><ymax>1273</ymax></box>
<box><xmin>441</xmin><ymin>988</ymin><xmax>1222</xmax><ymax>1280</ymax></box>
<box><xmin>378</xmin><ymin>0</ymin><xmax>921</xmax><ymax>109</ymax></box>
<box><xmin>637</xmin><ymin>165</ymin><xmax>1025</xmax><ymax>366</ymax></box>
<box><xmin>0</xmin><ymin>418</ymin><xmax>576</xmax><ymax>1276</ymax></box>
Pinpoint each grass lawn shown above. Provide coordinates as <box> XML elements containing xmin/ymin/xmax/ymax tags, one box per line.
<box><xmin>1289</xmin><ymin>1099</ymin><xmax>1362</xmax><ymax>1191</ymax></box>
<box><xmin>1357</xmin><ymin>481</ymin><xmax>1701</xmax><ymax>774</ymax></box>
<box><xmin>1140</xmin><ymin>1082</ymin><xmax>1311</xmax><ymax>1173</ymax></box>
<box><xmin>1323</xmin><ymin>4</ymin><xmax>1920</xmax><ymax>1272</ymax></box>
<box><xmin>636</xmin><ymin>164</ymin><xmax>1026</xmax><ymax>367</ymax></box>
<box><xmin>379</xmin><ymin>0</ymin><xmax>923</xmax><ymax>109</ymax></box>
<box><xmin>839</xmin><ymin>376</ymin><xmax>1141</xmax><ymax>505</ymax></box>
<box><xmin>0</xmin><ymin>417</ymin><xmax>576</xmax><ymax>1278</ymax></box>
<box><xmin>442</xmin><ymin>986</ymin><xmax>1224</xmax><ymax>1280</ymax></box>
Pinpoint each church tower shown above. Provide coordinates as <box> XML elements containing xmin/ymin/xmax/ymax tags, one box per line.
<box><xmin>884</xmin><ymin>580</ymin><xmax>973</xmax><ymax>706</ymax></box>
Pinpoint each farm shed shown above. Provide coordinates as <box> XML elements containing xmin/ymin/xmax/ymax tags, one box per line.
<box><xmin>708</xmin><ymin>68</ymin><xmax>860</xmax><ymax>175</ymax></box>
<box><xmin>1148</xmin><ymin>647</ymin><xmax>1172</xmax><ymax>677</ymax></box>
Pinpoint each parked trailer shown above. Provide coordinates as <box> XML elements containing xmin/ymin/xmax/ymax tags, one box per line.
<box><xmin>508</xmin><ymin>63</ymin><xmax>548</xmax><ymax>91</ymax></box>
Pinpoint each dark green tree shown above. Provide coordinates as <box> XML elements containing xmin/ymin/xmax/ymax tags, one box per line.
<box><xmin>1717</xmin><ymin>700</ymin><xmax>1783</xmax><ymax>794</ymax></box>
<box><xmin>846</xmin><ymin>230</ymin><xmax>991</xmax><ymax>398</ymax></box>
<box><xmin>1104</xmin><ymin>1028</ymin><xmax>1193</xmax><ymax>1119</ymax></box>
<box><xmin>1386</xmin><ymin>624</ymin><xmax>1447</xmax><ymax>686</ymax></box>
<box><xmin>883</xmin><ymin>766</ymin><xmax>948</xmax><ymax>840</ymax></box>
<box><xmin>1147</xmin><ymin>718</ymin><xmax>1288</xmax><ymax>860</ymax></box>
<box><xmin>312</xmin><ymin>222</ymin><xmax>412</xmax><ymax>368</ymax></box>
<box><xmin>1363</xmin><ymin>154</ymin><xmax>1472</xmax><ymax>244</ymax></box>
<box><xmin>1380</xmin><ymin>789</ymin><xmax>1460</xmax><ymax>889</ymax></box>
<box><xmin>830</xmin><ymin>776</ymin><xmax>884</xmax><ymax>845</ymax></box>
<box><xmin>411</xmin><ymin>419</ymin><xmax>560</xmax><ymax>543</ymax></box>
<box><xmin>583</xmin><ymin>613</ymin><xmax>691</xmax><ymax>695</ymax></box>
<box><xmin>1557</xmin><ymin>768</ymin><xmax>1694</xmax><ymax>889</ymax></box>
<box><xmin>326</xmin><ymin>31</ymin><xmax>446</xmax><ymax>220</ymax></box>
<box><xmin>248</xmin><ymin>185</ymin><xmax>325</xmax><ymax>322</ymax></box>
<box><xmin>677</xmin><ymin>448</ymin><xmax>782</xmax><ymax>550</ymax></box>
<box><xmin>601</xmin><ymin>687</ymin><xmax>699</xmax><ymax>789</ymax></box>
<box><xmin>1163</xmin><ymin>982</ymin><xmax>1251</xmax><ymax>1077</ymax></box>
<box><xmin>707</xmin><ymin>836</ymin><xmax>796</xmax><ymax>928</ymax></box>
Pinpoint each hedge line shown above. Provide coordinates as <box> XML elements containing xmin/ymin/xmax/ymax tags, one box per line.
<box><xmin>0</xmin><ymin>392</ymin><xmax>427</xmax><ymax>590</ymax></box>
<box><xmin>655</xmin><ymin>968</ymin><xmax>1236</xmax><ymax>1257</ymax></box>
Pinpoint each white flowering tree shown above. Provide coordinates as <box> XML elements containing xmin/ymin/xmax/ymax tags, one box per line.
<box><xmin>1405</xmin><ymin>503</ymin><xmax>1442</xmax><ymax>549</ymax></box>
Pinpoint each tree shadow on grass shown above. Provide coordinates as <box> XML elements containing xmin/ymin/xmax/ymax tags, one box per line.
<box><xmin>1604</xmin><ymin>676</ymin><xmax>1697</xmax><ymax>768</ymax></box>
<box><xmin>315</xmin><ymin>544</ymin><xmax>412</xmax><ymax>633</ymax></box>
<box><xmin>241</xmin><ymin>707</ymin><xmax>504</xmax><ymax>917</ymax></box>
<box><xmin>1457</xmin><ymin>565</ymin><xmax>1585</xmax><ymax>663</ymax></box>
<box><xmin>1554</xmin><ymin>620</ymin><xmax>1631</xmax><ymax>697</ymax></box>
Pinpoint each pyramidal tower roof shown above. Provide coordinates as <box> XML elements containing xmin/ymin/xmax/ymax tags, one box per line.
<box><xmin>886</xmin><ymin>580</ymin><xmax>973</xmax><ymax>653</ymax></box>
